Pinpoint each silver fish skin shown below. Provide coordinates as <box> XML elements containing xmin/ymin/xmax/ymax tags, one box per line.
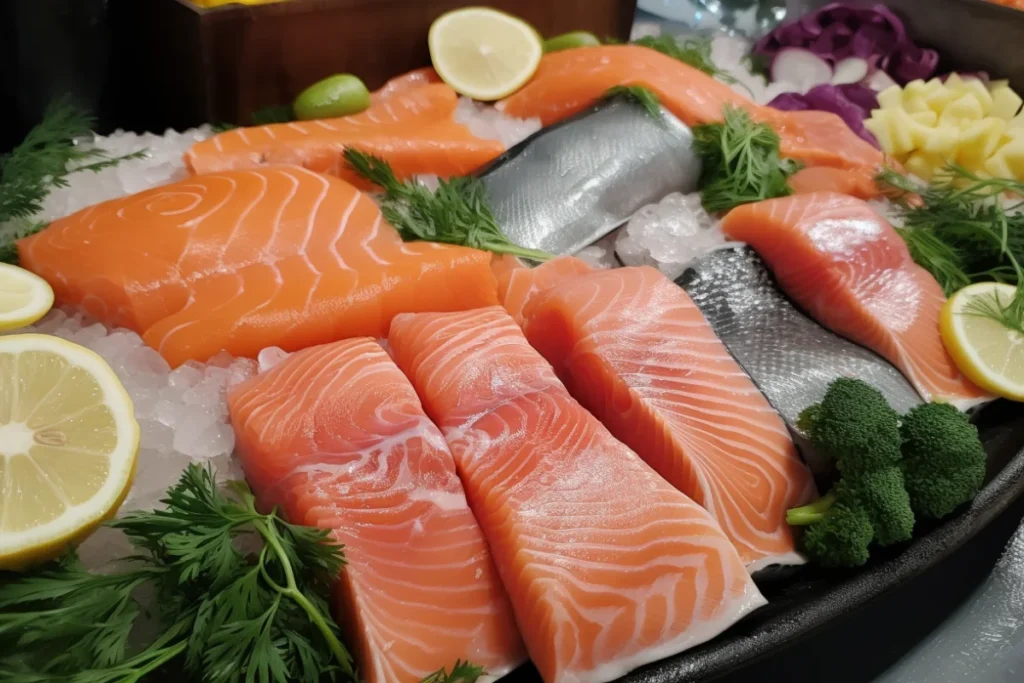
<box><xmin>677</xmin><ymin>246</ymin><xmax>922</xmax><ymax>435</ymax></box>
<box><xmin>479</xmin><ymin>97</ymin><xmax>701</xmax><ymax>256</ymax></box>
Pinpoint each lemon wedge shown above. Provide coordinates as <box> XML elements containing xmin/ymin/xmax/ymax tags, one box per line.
<box><xmin>0</xmin><ymin>334</ymin><xmax>139</xmax><ymax>569</ymax></box>
<box><xmin>428</xmin><ymin>7</ymin><xmax>543</xmax><ymax>101</ymax></box>
<box><xmin>940</xmin><ymin>282</ymin><xmax>1024</xmax><ymax>401</ymax></box>
<box><xmin>0</xmin><ymin>263</ymin><xmax>54</xmax><ymax>332</ymax></box>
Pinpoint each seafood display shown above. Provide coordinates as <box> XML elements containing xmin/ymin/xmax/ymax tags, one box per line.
<box><xmin>1</xmin><ymin>3</ymin><xmax>1021</xmax><ymax>683</ymax></box>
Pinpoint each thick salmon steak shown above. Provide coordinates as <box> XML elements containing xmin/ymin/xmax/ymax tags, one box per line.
<box><xmin>521</xmin><ymin>265</ymin><xmax>818</xmax><ymax>570</ymax></box>
<box><xmin>388</xmin><ymin>306</ymin><xmax>765</xmax><ymax>683</ymax></box>
<box><xmin>229</xmin><ymin>338</ymin><xmax>526</xmax><ymax>683</ymax></box>
<box><xmin>721</xmin><ymin>192</ymin><xmax>989</xmax><ymax>409</ymax></box>
<box><xmin>17</xmin><ymin>166</ymin><xmax>498</xmax><ymax>367</ymax></box>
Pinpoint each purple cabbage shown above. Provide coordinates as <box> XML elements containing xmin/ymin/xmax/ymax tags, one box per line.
<box><xmin>769</xmin><ymin>84</ymin><xmax>880</xmax><ymax>146</ymax></box>
<box><xmin>755</xmin><ymin>2</ymin><xmax>937</xmax><ymax>84</ymax></box>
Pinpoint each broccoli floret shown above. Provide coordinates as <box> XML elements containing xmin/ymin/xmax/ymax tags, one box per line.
<box><xmin>836</xmin><ymin>467</ymin><xmax>914</xmax><ymax>546</ymax></box>
<box><xmin>899</xmin><ymin>402</ymin><xmax>987</xmax><ymax>519</ymax></box>
<box><xmin>789</xmin><ymin>378</ymin><xmax>915</xmax><ymax>566</ymax></box>
<box><xmin>797</xmin><ymin>377</ymin><xmax>902</xmax><ymax>474</ymax></box>
<box><xmin>801</xmin><ymin>501</ymin><xmax>874</xmax><ymax>568</ymax></box>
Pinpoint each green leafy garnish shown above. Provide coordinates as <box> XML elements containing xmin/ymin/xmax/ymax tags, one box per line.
<box><xmin>604</xmin><ymin>85</ymin><xmax>662</xmax><ymax>117</ymax></box>
<box><xmin>692</xmin><ymin>105</ymin><xmax>801</xmax><ymax>214</ymax></box>
<box><xmin>878</xmin><ymin>164</ymin><xmax>1024</xmax><ymax>333</ymax></box>
<box><xmin>0</xmin><ymin>463</ymin><xmax>352</xmax><ymax>683</ymax></box>
<box><xmin>343</xmin><ymin>147</ymin><xmax>554</xmax><ymax>261</ymax></box>
<box><xmin>631</xmin><ymin>35</ymin><xmax>734</xmax><ymax>84</ymax></box>
<box><xmin>0</xmin><ymin>98</ymin><xmax>146</xmax><ymax>264</ymax></box>
<box><xmin>250</xmin><ymin>105</ymin><xmax>294</xmax><ymax>126</ymax></box>
<box><xmin>419</xmin><ymin>660</ymin><xmax>486</xmax><ymax>683</ymax></box>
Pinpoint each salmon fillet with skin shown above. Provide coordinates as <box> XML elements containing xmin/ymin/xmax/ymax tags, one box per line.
<box><xmin>721</xmin><ymin>192</ymin><xmax>990</xmax><ymax>409</ymax></box>
<box><xmin>229</xmin><ymin>338</ymin><xmax>526</xmax><ymax>683</ymax></box>
<box><xmin>17</xmin><ymin>166</ymin><xmax>498</xmax><ymax>367</ymax></box>
<box><xmin>499</xmin><ymin>45</ymin><xmax>886</xmax><ymax>176</ymax></box>
<box><xmin>519</xmin><ymin>266</ymin><xmax>817</xmax><ymax>570</ymax></box>
<box><xmin>186</xmin><ymin>83</ymin><xmax>505</xmax><ymax>187</ymax></box>
<box><xmin>370</xmin><ymin>67</ymin><xmax>442</xmax><ymax>104</ymax></box>
<box><xmin>496</xmin><ymin>256</ymin><xmax>594</xmax><ymax>325</ymax></box>
<box><xmin>388</xmin><ymin>307</ymin><xmax>766</xmax><ymax>683</ymax></box>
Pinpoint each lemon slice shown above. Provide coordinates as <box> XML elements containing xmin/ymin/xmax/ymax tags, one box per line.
<box><xmin>0</xmin><ymin>263</ymin><xmax>54</xmax><ymax>332</ymax></box>
<box><xmin>428</xmin><ymin>7</ymin><xmax>543</xmax><ymax>101</ymax></box>
<box><xmin>0</xmin><ymin>334</ymin><xmax>139</xmax><ymax>569</ymax></box>
<box><xmin>940</xmin><ymin>282</ymin><xmax>1024</xmax><ymax>400</ymax></box>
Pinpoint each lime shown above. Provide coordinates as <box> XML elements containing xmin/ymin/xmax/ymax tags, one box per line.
<box><xmin>293</xmin><ymin>74</ymin><xmax>371</xmax><ymax>121</ymax></box>
<box><xmin>0</xmin><ymin>263</ymin><xmax>54</xmax><ymax>332</ymax></box>
<box><xmin>543</xmin><ymin>31</ymin><xmax>601</xmax><ymax>53</ymax></box>
<box><xmin>428</xmin><ymin>7</ymin><xmax>543</xmax><ymax>101</ymax></box>
<box><xmin>0</xmin><ymin>334</ymin><xmax>139</xmax><ymax>570</ymax></box>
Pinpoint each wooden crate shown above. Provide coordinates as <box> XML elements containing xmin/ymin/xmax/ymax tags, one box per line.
<box><xmin>107</xmin><ymin>0</ymin><xmax>637</xmax><ymax>132</ymax></box>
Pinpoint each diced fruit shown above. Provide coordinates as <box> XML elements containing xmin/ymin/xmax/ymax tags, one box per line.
<box><xmin>991</xmin><ymin>87</ymin><xmax>1024</xmax><ymax>120</ymax></box>
<box><xmin>293</xmin><ymin>74</ymin><xmax>370</xmax><ymax>120</ymax></box>
<box><xmin>877</xmin><ymin>85</ymin><xmax>904</xmax><ymax>110</ymax></box>
<box><xmin>0</xmin><ymin>264</ymin><xmax>53</xmax><ymax>332</ymax></box>
<box><xmin>0</xmin><ymin>334</ymin><xmax>139</xmax><ymax>569</ymax></box>
<box><xmin>940</xmin><ymin>283</ymin><xmax>1024</xmax><ymax>401</ymax></box>
<box><xmin>919</xmin><ymin>123</ymin><xmax>959</xmax><ymax>157</ymax></box>
<box><xmin>956</xmin><ymin>118</ymin><xmax>1007</xmax><ymax>168</ymax></box>
<box><xmin>909</xmin><ymin>110</ymin><xmax>938</xmax><ymax>126</ymax></box>
<box><xmin>429</xmin><ymin>7</ymin><xmax>543</xmax><ymax>101</ymax></box>
<box><xmin>905</xmin><ymin>151</ymin><xmax>944</xmax><ymax>180</ymax></box>
<box><xmin>940</xmin><ymin>94</ymin><xmax>985</xmax><ymax>125</ymax></box>
<box><xmin>903</xmin><ymin>95</ymin><xmax>930</xmax><ymax>114</ymax></box>
<box><xmin>961</xmin><ymin>79</ymin><xmax>995</xmax><ymax>114</ymax></box>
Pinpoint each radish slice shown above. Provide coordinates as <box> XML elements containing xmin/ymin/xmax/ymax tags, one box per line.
<box><xmin>863</xmin><ymin>70</ymin><xmax>898</xmax><ymax>92</ymax></box>
<box><xmin>771</xmin><ymin>48</ymin><xmax>833</xmax><ymax>93</ymax></box>
<box><xmin>831</xmin><ymin>57</ymin><xmax>870</xmax><ymax>86</ymax></box>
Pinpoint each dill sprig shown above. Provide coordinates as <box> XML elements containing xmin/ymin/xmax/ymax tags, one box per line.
<box><xmin>343</xmin><ymin>147</ymin><xmax>554</xmax><ymax>261</ymax></box>
<box><xmin>419</xmin><ymin>660</ymin><xmax>486</xmax><ymax>683</ymax></box>
<box><xmin>632</xmin><ymin>35</ymin><xmax>735</xmax><ymax>84</ymax></box>
<box><xmin>604</xmin><ymin>86</ymin><xmax>662</xmax><ymax>117</ymax></box>
<box><xmin>878</xmin><ymin>164</ymin><xmax>1024</xmax><ymax>332</ymax></box>
<box><xmin>692</xmin><ymin>105</ymin><xmax>801</xmax><ymax>214</ymax></box>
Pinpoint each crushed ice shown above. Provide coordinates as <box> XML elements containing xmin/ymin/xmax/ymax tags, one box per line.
<box><xmin>454</xmin><ymin>97</ymin><xmax>542</xmax><ymax>150</ymax></box>
<box><xmin>615</xmin><ymin>192</ymin><xmax>726</xmax><ymax>277</ymax></box>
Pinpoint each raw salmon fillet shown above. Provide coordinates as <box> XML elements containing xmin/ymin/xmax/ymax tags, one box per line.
<box><xmin>519</xmin><ymin>266</ymin><xmax>817</xmax><ymax>570</ymax></box>
<box><xmin>18</xmin><ymin>166</ymin><xmax>498</xmax><ymax>367</ymax></box>
<box><xmin>499</xmin><ymin>45</ymin><xmax>885</xmax><ymax>174</ymax></box>
<box><xmin>496</xmin><ymin>256</ymin><xmax>594</xmax><ymax>324</ymax></box>
<box><xmin>388</xmin><ymin>307</ymin><xmax>766</xmax><ymax>683</ymax></box>
<box><xmin>229</xmin><ymin>338</ymin><xmax>526</xmax><ymax>682</ymax></box>
<box><xmin>186</xmin><ymin>84</ymin><xmax>504</xmax><ymax>186</ymax></box>
<box><xmin>370</xmin><ymin>67</ymin><xmax>442</xmax><ymax>104</ymax></box>
<box><xmin>721</xmin><ymin>192</ymin><xmax>990</xmax><ymax>409</ymax></box>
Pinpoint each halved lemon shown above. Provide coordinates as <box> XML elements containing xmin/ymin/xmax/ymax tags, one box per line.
<box><xmin>428</xmin><ymin>7</ymin><xmax>543</xmax><ymax>101</ymax></box>
<box><xmin>940</xmin><ymin>282</ymin><xmax>1024</xmax><ymax>401</ymax></box>
<box><xmin>0</xmin><ymin>334</ymin><xmax>139</xmax><ymax>569</ymax></box>
<box><xmin>0</xmin><ymin>263</ymin><xmax>54</xmax><ymax>332</ymax></box>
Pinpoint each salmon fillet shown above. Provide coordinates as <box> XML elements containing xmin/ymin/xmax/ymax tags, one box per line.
<box><xmin>186</xmin><ymin>84</ymin><xmax>504</xmax><ymax>187</ymax></box>
<box><xmin>519</xmin><ymin>266</ymin><xmax>817</xmax><ymax>570</ymax></box>
<box><xmin>721</xmin><ymin>192</ymin><xmax>990</xmax><ymax>409</ymax></box>
<box><xmin>370</xmin><ymin>67</ymin><xmax>442</xmax><ymax>104</ymax></box>
<box><xmin>17</xmin><ymin>166</ymin><xmax>498</xmax><ymax>367</ymax></box>
<box><xmin>229</xmin><ymin>338</ymin><xmax>526</xmax><ymax>683</ymax></box>
<box><xmin>499</xmin><ymin>45</ymin><xmax>885</xmax><ymax>174</ymax></box>
<box><xmin>787</xmin><ymin>166</ymin><xmax>884</xmax><ymax>200</ymax></box>
<box><xmin>387</xmin><ymin>307</ymin><xmax>766</xmax><ymax>683</ymax></box>
<box><xmin>496</xmin><ymin>256</ymin><xmax>594</xmax><ymax>325</ymax></box>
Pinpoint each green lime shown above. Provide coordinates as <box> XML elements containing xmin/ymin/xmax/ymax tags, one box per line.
<box><xmin>542</xmin><ymin>31</ymin><xmax>601</xmax><ymax>54</ymax></box>
<box><xmin>293</xmin><ymin>74</ymin><xmax>370</xmax><ymax>120</ymax></box>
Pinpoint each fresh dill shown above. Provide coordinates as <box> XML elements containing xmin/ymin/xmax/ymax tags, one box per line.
<box><xmin>692</xmin><ymin>105</ymin><xmax>801</xmax><ymax>214</ymax></box>
<box><xmin>0</xmin><ymin>463</ymin><xmax>353</xmax><ymax>683</ymax></box>
<box><xmin>631</xmin><ymin>35</ymin><xmax>735</xmax><ymax>84</ymax></box>
<box><xmin>343</xmin><ymin>147</ymin><xmax>554</xmax><ymax>261</ymax></box>
<box><xmin>419</xmin><ymin>660</ymin><xmax>486</xmax><ymax>683</ymax></box>
<box><xmin>878</xmin><ymin>164</ymin><xmax>1024</xmax><ymax>332</ymax></box>
<box><xmin>0</xmin><ymin>98</ymin><xmax>146</xmax><ymax>264</ymax></box>
<box><xmin>604</xmin><ymin>85</ymin><xmax>662</xmax><ymax>117</ymax></box>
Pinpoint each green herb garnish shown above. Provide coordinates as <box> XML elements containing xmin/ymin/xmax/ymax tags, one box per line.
<box><xmin>0</xmin><ymin>464</ymin><xmax>353</xmax><ymax>683</ymax></box>
<box><xmin>343</xmin><ymin>148</ymin><xmax>554</xmax><ymax>261</ymax></box>
<box><xmin>419</xmin><ymin>660</ymin><xmax>486</xmax><ymax>683</ymax></box>
<box><xmin>250</xmin><ymin>105</ymin><xmax>295</xmax><ymax>126</ymax></box>
<box><xmin>0</xmin><ymin>98</ymin><xmax>146</xmax><ymax>264</ymax></box>
<box><xmin>604</xmin><ymin>85</ymin><xmax>662</xmax><ymax>117</ymax></box>
<box><xmin>692</xmin><ymin>105</ymin><xmax>801</xmax><ymax>214</ymax></box>
<box><xmin>878</xmin><ymin>164</ymin><xmax>1024</xmax><ymax>333</ymax></box>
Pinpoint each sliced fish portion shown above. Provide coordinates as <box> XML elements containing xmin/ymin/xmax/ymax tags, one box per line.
<box><xmin>387</xmin><ymin>307</ymin><xmax>765</xmax><ymax>683</ymax></box>
<box><xmin>480</xmin><ymin>97</ymin><xmax>701</xmax><ymax>255</ymax></box>
<box><xmin>677</xmin><ymin>246</ymin><xmax>923</xmax><ymax>426</ymax></box>
<box><xmin>720</xmin><ymin>193</ymin><xmax>990</xmax><ymax>410</ymax></box>
<box><xmin>228</xmin><ymin>338</ymin><xmax>526</xmax><ymax>683</ymax></box>
<box><xmin>519</xmin><ymin>265</ymin><xmax>818</xmax><ymax>571</ymax></box>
